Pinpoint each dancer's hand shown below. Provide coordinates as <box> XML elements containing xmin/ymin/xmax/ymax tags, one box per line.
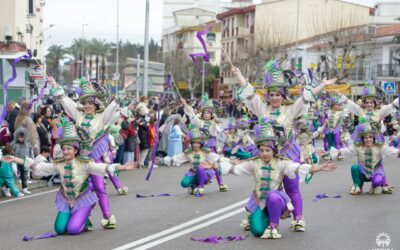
<box><xmin>180</xmin><ymin>97</ymin><xmax>187</xmax><ymax>105</ymax></box>
<box><xmin>322</xmin><ymin>77</ymin><xmax>337</xmax><ymax>87</ymax></box>
<box><xmin>316</xmin><ymin>161</ymin><xmax>337</xmax><ymax>172</ymax></box>
<box><xmin>231</xmin><ymin>66</ymin><xmax>240</xmax><ymax>77</ymax></box>
<box><xmin>47</xmin><ymin>75</ymin><xmax>58</xmax><ymax>88</ymax></box>
<box><xmin>316</xmin><ymin>149</ymin><xmax>328</xmax><ymax>157</ymax></box>
<box><xmin>119</xmin><ymin>161</ymin><xmax>138</xmax><ymax>171</ymax></box>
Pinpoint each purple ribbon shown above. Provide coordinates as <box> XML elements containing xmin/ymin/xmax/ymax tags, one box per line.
<box><xmin>28</xmin><ymin>79</ymin><xmax>48</xmax><ymax>110</ymax></box>
<box><xmin>189</xmin><ymin>26</ymin><xmax>211</xmax><ymax>73</ymax></box>
<box><xmin>313</xmin><ymin>193</ymin><xmax>342</xmax><ymax>202</ymax></box>
<box><xmin>0</xmin><ymin>51</ymin><xmax>32</xmax><ymax>126</ymax></box>
<box><xmin>136</xmin><ymin>193</ymin><xmax>173</xmax><ymax>198</ymax></box>
<box><xmin>23</xmin><ymin>232</ymin><xmax>57</xmax><ymax>241</ymax></box>
<box><xmin>146</xmin><ymin>74</ymin><xmax>171</xmax><ymax>181</ymax></box>
<box><xmin>190</xmin><ymin>235</ymin><xmax>248</xmax><ymax>244</ymax></box>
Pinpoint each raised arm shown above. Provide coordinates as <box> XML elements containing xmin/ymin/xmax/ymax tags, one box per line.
<box><xmin>48</xmin><ymin>76</ymin><xmax>82</xmax><ymax>121</ymax></box>
<box><xmin>180</xmin><ymin>98</ymin><xmax>204</xmax><ymax>128</ymax></box>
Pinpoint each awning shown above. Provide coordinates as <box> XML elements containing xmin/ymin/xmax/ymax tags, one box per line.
<box><xmin>288</xmin><ymin>84</ymin><xmax>352</xmax><ymax>96</ymax></box>
<box><xmin>0</xmin><ymin>52</ymin><xmax>40</xmax><ymax>62</ymax></box>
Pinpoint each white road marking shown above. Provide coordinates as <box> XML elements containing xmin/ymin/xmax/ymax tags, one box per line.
<box><xmin>113</xmin><ymin>199</ymin><xmax>248</xmax><ymax>250</ymax></box>
<box><xmin>0</xmin><ymin>189</ymin><xmax>58</xmax><ymax>205</ymax></box>
<box><xmin>133</xmin><ymin>208</ymin><xmax>245</xmax><ymax>250</ymax></box>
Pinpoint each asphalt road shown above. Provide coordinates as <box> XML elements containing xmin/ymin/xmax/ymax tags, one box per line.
<box><xmin>1</xmin><ymin>146</ymin><xmax>399</xmax><ymax>250</ymax></box>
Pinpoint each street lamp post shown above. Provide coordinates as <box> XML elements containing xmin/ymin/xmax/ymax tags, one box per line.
<box><xmin>294</xmin><ymin>0</ymin><xmax>300</xmax><ymax>70</ymax></box>
<box><xmin>115</xmin><ymin>0</ymin><xmax>120</xmax><ymax>97</ymax></box>
<box><xmin>202</xmin><ymin>60</ymin><xmax>205</xmax><ymax>96</ymax></box>
<box><xmin>143</xmin><ymin>0</ymin><xmax>150</xmax><ymax>97</ymax></box>
<box><xmin>81</xmin><ymin>22</ymin><xmax>88</xmax><ymax>79</ymax></box>
<box><xmin>136</xmin><ymin>53</ymin><xmax>140</xmax><ymax>100</ymax></box>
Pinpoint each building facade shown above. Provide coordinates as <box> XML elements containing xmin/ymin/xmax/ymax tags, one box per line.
<box><xmin>0</xmin><ymin>0</ymin><xmax>45</xmax><ymax>107</ymax></box>
<box><xmin>217</xmin><ymin>5</ymin><xmax>255</xmax><ymax>86</ymax></box>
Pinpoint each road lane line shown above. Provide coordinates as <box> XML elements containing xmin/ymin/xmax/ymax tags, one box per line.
<box><xmin>0</xmin><ymin>189</ymin><xmax>58</xmax><ymax>205</ymax></box>
<box><xmin>113</xmin><ymin>199</ymin><xmax>248</xmax><ymax>250</ymax></box>
<box><xmin>133</xmin><ymin>208</ymin><xmax>245</xmax><ymax>250</ymax></box>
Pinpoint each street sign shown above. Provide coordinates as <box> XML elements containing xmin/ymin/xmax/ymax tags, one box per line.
<box><xmin>177</xmin><ymin>81</ymin><xmax>188</xmax><ymax>89</ymax></box>
<box><xmin>383</xmin><ymin>81</ymin><xmax>395</xmax><ymax>95</ymax></box>
<box><xmin>113</xmin><ymin>73</ymin><xmax>120</xmax><ymax>80</ymax></box>
<box><xmin>136</xmin><ymin>75</ymin><xmax>153</xmax><ymax>90</ymax></box>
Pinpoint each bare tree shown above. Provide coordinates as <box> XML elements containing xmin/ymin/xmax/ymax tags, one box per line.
<box><xmin>164</xmin><ymin>49</ymin><xmax>214</xmax><ymax>99</ymax></box>
<box><xmin>223</xmin><ymin>20</ymin><xmax>291</xmax><ymax>84</ymax></box>
<box><xmin>309</xmin><ymin>7</ymin><xmax>375</xmax><ymax>82</ymax></box>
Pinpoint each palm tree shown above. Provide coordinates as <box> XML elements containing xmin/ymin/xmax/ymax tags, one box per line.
<box><xmin>68</xmin><ymin>38</ymin><xmax>87</xmax><ymax>79</ymax></box>
<box><xmin>89</xmin><ymin>38</ymin><xmax>110</xmax><ymax>82</ymax></box>
<box><xmin>45</xmin><ymin>44</ymin><xmax>68</xmax><ymax>81</ymax></box>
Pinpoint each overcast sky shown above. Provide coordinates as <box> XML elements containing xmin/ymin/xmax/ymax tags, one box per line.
<box><xmin>43</xmin><ymin>0</ymin><xmax>375</xmax><ymax>48</ymax></box>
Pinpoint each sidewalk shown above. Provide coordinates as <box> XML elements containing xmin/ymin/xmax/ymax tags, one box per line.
<box><xmin>0</xmin><ymin>179</ymin><xmax>50</xmax><ymax>197</ymax></box>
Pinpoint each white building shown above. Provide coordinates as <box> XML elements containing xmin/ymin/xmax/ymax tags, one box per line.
<box><xmin>370</xmin><ymin>1</ymin><xmax>400</xmax><ymax>25</ymax></box>
<box><xmin>0</xmin><ymin>0</ymin><xmax>45</xmax><ymax>60</ymax></box>
<box><xmin>0</xmin><ymin>0</ymin><xmax>45</xmax><ymax>108</ymax></box>
<box><xmin>162</xmin><ymin>1</ymin><xmax>253</xmax><ymax>65</ymax></box>
<box><xmin>163</xmin><ymin>0</ymin><xmax>253</xmax><ymax>29</ymax></box>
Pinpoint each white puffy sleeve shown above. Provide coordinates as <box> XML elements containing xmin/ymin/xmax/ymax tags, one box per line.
<box><xmin>280</xmin><ymin>160</ymin><xmax>313</xmax><ymax>183</ymax></box>
<box><xmin>280</xmin><ymin>160</ymin><xmax>300</xmax><ymax>180</ymax></box>
<box><xmin>100</xmin><ymin>100</ymin><xmax>120</xmax><ymax>125</ymax></box>
<box><xmin>183</xmin><ymin>104</ymin><xmax>204</xmax><ymax>128</ymax></box>
<box><xmin>378</xmin><ymin>103</ymin><xmax>396</xmax><ymax>120</ymax></box>
<box><xmin>287</xmin><ymin>98</ymin><xmax>308</xmax><ymax>120</ymax></box>
<box><xmin>330</xmin><ymin>145</ymin><xmax>357</xmax><ymax>160</ymax></box>
<box><xmin>25</xmin><ymin>158</ymin><xmax>60</xmax><ymax>177</ymax></box>
<box><xmin>84</xmin><ymin>162</ymin><xmax>120</xmax><ymax>176</ymax></box>
<box><xmin>59</xmin><ymin>95</ymin><xmax>83</xmax><ymax>122</ymax></box>
<box><xmin>237</xmin><ymin>83</ymin><xmax>268</xmax><ymax>118</ymax></box>
<box><xmin>380</xmin><ymin>144</ymin><xmax>400</xmax><ymax>159</ymax></box>
<box><xmin>162</xmin><ymin>153</ymin><xmax>190</xmax><ymax>166</ymax></box>
<box><xmin>343</xmin><ymin>97</ymin><xmax>364</xmax><ymax>117</ymax></box>
<box><xmin>231</xmin><ymin>160</ymin><xmax>254</xmax><ymax>176</ymax></box>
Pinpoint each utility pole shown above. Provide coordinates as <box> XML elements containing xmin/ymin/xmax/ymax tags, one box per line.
<box><xmin>81</xmin><ymin>22</ymin><xmax>88</xmax><ymax>78</ymax></box>
<box><xmin>115</xmin><ymin>0</ymin><xmax>120</xmax><ymax>97</ymax></box>
<box><xmin>143</xmin><ymin>0</ymin><xmax>150</xmax><ymax>97</ymax></box>
<box><xmin>136</xmin><ymin>53</ymin><xmax>140</xmax><ymax>101</ymax></box>
<box><xmin>294</xmin><ymin>0</ymin><xmax>300</xmax><ymax>70</ymax></box>
<box><xmin>202</xmin><ymin>60</ymin><xmax>205</xmax><ymax>96</ymax></box>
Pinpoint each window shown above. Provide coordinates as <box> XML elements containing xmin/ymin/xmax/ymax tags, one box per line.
<box><xmin>28</xmin><ymin>0</ymin><xmax>35</xmax><ymax>15</ymax></box>
<box><xmin>231</xmin><ymin>41</ymin><xmax>234</xmax><ymax>59</ymax></box>
<box><xmin>246</xmin><ymin>14</ymin><xmax>249</xmax><ymax>28</ymax></box>
<box><xmin>208</xmin><ymin>51</ymin><xmax>215</xmax><ymax>61</ymax></box>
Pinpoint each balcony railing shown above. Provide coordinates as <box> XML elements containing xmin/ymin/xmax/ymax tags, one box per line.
<box><xmin>377</xmin><ymin>64</ymin><xmax>400</xmax><ymax>77</ymax></box>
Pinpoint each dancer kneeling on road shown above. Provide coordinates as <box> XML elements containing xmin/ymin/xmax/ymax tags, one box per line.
<box><xmin>322</xmin><ymin>121</ymin><xmax>399</xmax><ymax>195</ymax></box>
<box><xmin>227</xmin><ymin>122</ymin><xmax>337</xmax><ymax>239</ymax></box>
<box><xmin>155</xmin><ymin>125</ymin><xmax>229</xmax><ymax>196</ymax></box>
<box><xmin>1</xmin><ymin>122</ymin><xmax>137</xmax><ymax>235</ymax></box>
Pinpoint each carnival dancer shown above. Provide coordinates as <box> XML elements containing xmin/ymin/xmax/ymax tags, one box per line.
<box><xmin>321</xmin><ymin>93</ymin><xmax>348</xmax><ymax>159</ymax></box>
<box><xmin>237</xmin><ymin>114</ymin><xmax>259</xmax><ymax>156</ymax></box>
<box><xmin>1</xmin><ymin>122</ymin><xmax>137</xmax><ymax>235</ymax></box>
<box><xmin>324</xmin><ymin>122</ymin><xmax>399</xmax><ymax>194</ymax></box>
<box><xmin>232</xmin><ymin>61</ymin><xmax>337</xmax><ymax>231</ymax></box>
<box><xmin>180</xmin><ymin>95</ymin><xmax>223</xmax><ymax>153</ymax></box>
<box><xmin>48</xmin><ymin>77</ymin><xmax>127</xmax><ymax>229</ymax></box>
<box><xmin>389</xmin><ymin>108</ymin><xmax>400</xmax><ymax>148</ymax></box>
<box><xmin>295</xmin><ymin>117</ymin><xmax>321</xmax><ymax>164</ymax></box>
<box><xmin>337</xmin><ymin>82</ymin><xmax>399</xmax><ymax>138</ymax></box>
<box><xmin>228</xmin><ymin>122</ymin><xmax>337</xmax><ymax>239</ymax></box>
<box><xmin>222</xmin><ymin>119</ymin><xmax>254</xmax><ymax>160</ymax></box>
<box><xmin>155</xmin><ymin>126</ymin><xmax>229</xmax><ymax>196</ymax></box>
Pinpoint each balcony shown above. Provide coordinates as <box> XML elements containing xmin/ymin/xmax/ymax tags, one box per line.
<box><xmin>377</xmin><ymin>64</ymin><xmax>400</xmax><ymax>78</ymax></box>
